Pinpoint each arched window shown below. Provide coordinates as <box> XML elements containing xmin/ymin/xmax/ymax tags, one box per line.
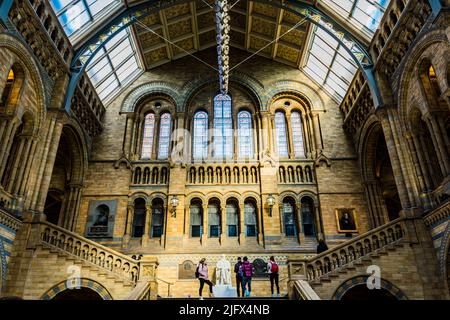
<box><xmin>226</xmin><ymin>201</ymin><xmax>239</xmax><ymax>237</ymax></box>
<box><xmin>141</xmin><ymin>113</ymin><xmax>155</xmax><ymax>159</ymax></box>
<box><xmin>238</xmin><ymin>111</ymin><xmax>253</xmax><ymax>158</ymax></box>
<box><xmin>190</xmin><ymin>200</ymin><xmax>203</xmax><ymax>238</ymax></box>
<box><xmin>291</xmin><ymin>111</ymin><xmax>305</xmax><ymax>158</ymax></box>
<box><xmin>244</xmin><ymin>201</ymin><xmax>257</xmax><ymax>237</ymax></box>
<box><xmin>151</xmin><ymin>199</ymin><xmax>164</xmax><ymax>238</ymax></box>
<box><xmin>0</xmin><ymin>69</ymin><xmax>14</xmax><ymax>108</ymax></box>
<box><xmin>275</xmin><ymin>112</ymin><xmax>289</xmax><ymax>158</ymax></box>
<box><xmin>283</xmin><ymin>198</ymin><xmax>297</xmax><ymax>237</ymax></box>
<box><xmin>158</xmin><ymin>113</ymin><xmax>172</xmax><ymax>160</ymax></box>
<box><xmin>213</xmin><ymin>94</ymin><xmax>233</xmax><ymax>159</ymax></box>
<box><xmin>301</xmin><ymin>197</ymin><xmax>316</xmax><ymax>237</ymax></box>
<box><xmin>208</xmin><ymin>200</ymin><xmax>220</xmax><ymax>238</ymax></box>
<box><xmin>193</xmin><ymin>111</ymin><xmax>208</xmax><ymax>160</ymax></box>
<box><xmin>132</xmin><ymin>198</ymin><xmax>146</xmax><ymax>238</ymax></box>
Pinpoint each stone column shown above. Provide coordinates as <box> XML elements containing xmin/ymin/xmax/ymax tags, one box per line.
<box><xmin>0</xmin><ymin>118</ymin><xmax>19</xmax><ymax>180</ymax></box>
<box><xmin>11</xmin><ymin>136</ymin><xmax>32</xmax><ymax>195</ymax></box>
<box><xmin>269</xmin><ymin>114</ymin><xmax>276</xmax><ymax>155</ymax></box>
<box><xmin>301</xmin><ymin>114</ymin><xmax>311</xmax><ymax>157</ymax></box>
<box><xmin>253</xmin><ymin>115</ymin><xmax>259</xmax><ymax>160</ymax></box>
<box><xmin>135</xmin><ymin>115</ymin><xmax>143</xmax><ymax>159</ymax></box>
<box><xmin>5</xmin><ymin>135</ymin><xmax>27</xmax><ymax>193</ymax></box>
<box><xmin>312</xmin><ymin>113</ymin><xmax>323</xmax><ymax>155</ymax></box>
<box><xmin>426</xmin><ymin>114</ymin><xmax>449</xmax><ymax>176</ymax></box>
<box><xmin>257</xmin><ymin>204</ymin><xmax>264</xmax><ymax>245</ymax></box>
<box><xmin>307</xmin><ymin>113</ymin><xmax>315</xmax><ymax>156</ymax></box>
<box><xmin>239</xmin><ymin>203</ymin><xmax>245</xmax><ymax>245</ymax></box>
<box><xmin>201</xmin><ymin>204</ymin><xmax>208</xmax><ymax>244</ymax></box>
<box><xmin>18</xmin><ymin>138</ymin><xmax>38</xmax><ymax>196</ymax></box>
<box><xmin>123</xmin><ymin>202</ymin><xmax>134</xmax><ymax>247</ymax></box>
<box><xmin>142</xmin><ymin>204</ymin><xmax>152</xmax><ymax>246</ymax></box>
<box><xmin>62</xmin><ymin>184</ymin><xmax>83</xmax><ymax>231</ymax></box>
<box><xmin>152</xmin><ymin>115</ymin><xmax>161</xmax><ymax>159</ymax></box>
<box><xmin>296</xmin><ymin>203</ymin><xmax>305</xmax><ymax>244</ymax></box>
<box><xmin>220</xmin><ymin>204</ymin><xmax>227</xmax><ymax>245</ymax></box>
<box><xmin>35</xmin><ymin>118</ymin><xmax>63</xmax><ymax>213</ymax></box>
<box><xmin>313</xmin><ymin>205</ymin><xmax>323</xmax><ymax>241</ymax></box>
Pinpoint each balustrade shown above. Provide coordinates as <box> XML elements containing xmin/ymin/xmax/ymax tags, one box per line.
<box><xmin>186</xmin><ymin>164</ymin><xmax>259</xmax><ymax>185</ymax></box>
<box><xmin>278</xmin><ymin>163</ymin><xmax>315</xmax><ymax>184</ymax></box>
<box><xmin>132</xmin><ymin>164</ymin><xmax>170</xmax><ymax>186</ymax></box>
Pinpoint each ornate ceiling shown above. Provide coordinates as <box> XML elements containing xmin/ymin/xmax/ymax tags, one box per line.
<box><xmin>134</xmin><ymin>0</ymin><xmax>309</xmax><ymax>69</ymax></box>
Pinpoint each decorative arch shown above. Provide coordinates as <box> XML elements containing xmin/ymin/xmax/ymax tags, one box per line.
<box><xmin>0</xmin><ymin>33</ymin><xmax>47</xmax><ymax>128</ymax></box>
<box><xmin>185</xmin><ymin>192</ymin><xmax>207</xmax><ymax>205</ymax></box>
<box><xmin>332</xmin><ymin>276</ymin><xmax>408</xmax><ymax>300</ymax></box>
<box><xmin>299</xmin><ymin>192</ymin><xmax>319</xmax><ymax>207</ymax></box>
<box><xmin>264</xmin><ymin>80</ymin><xmax>325</xmax><ymax>111</ymax></box>
<box><xmin>41</xmin><ymin>279</ymin><xmax>113</xmax><ymax>300</ymax></box>
<box><xmin>224</xmin><ymin>192</ymin><xmax>243</xmax><ymax>205</ymax></box>
<box><xmin>438</xmin><ymin>222</ymin><xmax>450</xmax><ymax>297</ymax></box>
<box><xmin>130</xmin><ymin>192</ymin><xmax>150</xmax><ymax>204</ymax></box>
<box><xmin>279</xmin><ymin>191</ymin><xmax>299</xmax><ymax>204</ymax></box>
<box><xmin>148</xmin><ymin>192</ymin><xmax>168</xmax><ymax>206</ymax></box>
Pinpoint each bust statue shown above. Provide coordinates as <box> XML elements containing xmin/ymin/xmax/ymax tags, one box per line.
<box><xmin>216</xmin><ymin>254</ymin><xmax>232</xmax><ymax>286</ymax></box>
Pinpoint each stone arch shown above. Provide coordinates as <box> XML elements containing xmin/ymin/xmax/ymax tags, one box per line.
<box><xmin>264</xmin><ymin>80</ymin><xmax>325</xmax><ymax>112</ymax></box>
<box><xmin>185</xmin><ymin>192</ymin><xmax>207</xmax><ymax>205</ymax></box>
<box><xmin>0</xmin><ymin>33</ymin><xmax>47</xmax><ymax>128</ymax></box>
<box><xmin>332</xmin><ymin>275</ymin><xmax>408</xmax><ymax>300</ymax></box>
<box><xmin>398</xmin><ymin>29</ymin><xmax>449</xmax><ymax>127</ymax></box>
<box><xmin>41</xmin><ymin>279</ymin><xmax>113</xmax><ymax>300</ymax></box>
<box><xmin>279</xmin><ymin>191</ymin><xmax>299</xmax><ymax>204</ymax></box>
<box><xmin>438</xmin><ymin>222</ymin><xmax>450</xmax><ymax>298</ymax></box>
<box><xmin>205</xmin><ymin>192</ymin><xmax>225</xmax><ymax>204</ymax></box>
<box><xmin>130</xmin><ymin>192</ymin><xmax>150</xmax><ymax>205</ymax></box>
<box><xmin>299</xmin><ymin>191</ymin><xmax>319</xmax><ymax>207</ymax></box>
<box><xmin>148</xmin><ymin>192</ymin><xmax>167</xmax><ymax>206</ymax></box>
<box><xmin>121</xmin><ymin>81</ymin><xmax>183</xmax><ymax>114</ymax></box>
<box><xmin>224</xmin><ymin>192</ymin><xmax>243</xmax><ymax>205</ymax></box>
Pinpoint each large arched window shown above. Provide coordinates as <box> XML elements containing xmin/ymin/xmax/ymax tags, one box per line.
<box><xmin>0</xmin><ymin>69</ymin><xmax>14</xmax><ymax>108</ymax></box>
<box><xmin>244</xmin><ymin>201</ymin><xmax>257</xmax><ymax>237</ymax></box>
<box><xmin>132</xmin><ymin>198</ymin><xmax>146</xmax><ymax>238</ymax></box>
<box><xmin>226</xmin><ymin>201</ymin><xmax>239</xmax><ymax>237</ymax></box>
<box><xmin>151</xmin><ymin>199</ymin><xmax>165</xmax><ymax>238</ymax></box>
<box><xmin>291</xmin><ymin>111</ymin><xmax>305</xmax><ymax>158</ymax></box>
<box><xmin>275</xmin><ymin>112</ymin><xmax>289</xmax><ymax>158</ymax></box>
<box><xmin>141</xmin><ymin>113</ymin><xmax>155</xmax><ymax>159</ymax></box>
<box><xmin>213</xmin><ymin>94</ymin><xmax>233</xmax><ymax>159</ymax></box>
<box><xmin>190</xmin><ymin>199</ymin><xmax>203</xmax><ymax>238</ymax></box>
<box><xmin>283</xmin><ymin>198</ymin><xmax>297</xmax><ymax>237</ymax></box>
<box><xmin>238</xmin><ymin>111</ymin><xmax>253</xmax><ymax>158</ymax></box>
<box><xmin>158</xmin><ymin>113</ymin><xmax>172</xmax><ymax>160</ymax></box>
<box><xmin>193</xmin><ymin>111</ymin><xmax>209</xmax><ymax>160</ymax></box>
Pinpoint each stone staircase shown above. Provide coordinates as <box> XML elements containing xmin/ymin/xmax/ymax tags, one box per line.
<box><xmin>3</xmin><ymin>217</ymin><xmax>158</xmax><ymax>300</ymax></box>
<box><xmin>287</xmin><ymin>218</ymin><xmax>407</xmax><ymax>299</ymax></box>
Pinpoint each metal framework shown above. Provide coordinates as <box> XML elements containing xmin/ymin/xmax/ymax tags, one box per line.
<box><xmin>1</xmin><ymin>0</ymin><xmax>443</xmax><ymax>111</ymax></box>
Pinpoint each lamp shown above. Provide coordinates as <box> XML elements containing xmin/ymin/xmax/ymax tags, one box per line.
<box><xmin>170</xmin><ymin>195</ymin><xmax>179</xmax><ymax>217</ymax></box>
<box><xmin>266</xmin><ymin>194</ymin><xmax>275</xmax><ymax>216</ymax></box>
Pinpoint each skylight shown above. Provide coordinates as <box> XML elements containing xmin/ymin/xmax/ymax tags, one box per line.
<box><xmin>49</xmin><ymin>0</ymin><xmax>122</xmax><ymax>36</ymax></box>
<box><xmin>323</xmin><ymin>0</ymin><xmax>390</xmax><ymax>33</ymax></box>
<box><xmin>86</xmin><ymin>29</ymin><xmax>142</xmax><ymax>102</ymax></box>
<box><xmin>304</xmin><ymin>0</ymin><xmax>390</xmax><ymax>102</ymax></box>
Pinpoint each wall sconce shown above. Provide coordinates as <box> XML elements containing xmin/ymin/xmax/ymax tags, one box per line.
<box><xmin>266</xmin><ymin>194</ymin><xmax>275</xmax><ymax>216</ymax></box>
<box><xmin>170</xmin><ymin>195</ymin><xmax>179</xmax><ymax>217</ymax></box>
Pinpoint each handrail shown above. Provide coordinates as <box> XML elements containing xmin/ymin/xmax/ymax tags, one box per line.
<box><xmin>293</xmin><ymin>280</ymin><xmax>321</xmax><ymax>300</ymax></box>
<box><xmin>125</xmin><ymin>281</ymin><xmax>153</xmax><ymax>300</ymax></box>
<box><xmin>0</xmin><ymin>207</ymin><xmax>22</xmax><ymax>232</ymax></box>
<box><xmin>289</xmin><ymin>218</ymin><xmax>407</xmax><ymax>282</ymax></box>
<box><xmin>423</xmin><ymin>199</ymin><xmax>449</xmax><ymax>227</ymax></box>
<box><xmin>39</xmin><ymin>221</ymin><xmax>140</xmax><ymax>283</ymax></box>
<box><xmin>157</xmin><ymin>277</ymin><xmax>174</xmax><ymax>298</ymax></box>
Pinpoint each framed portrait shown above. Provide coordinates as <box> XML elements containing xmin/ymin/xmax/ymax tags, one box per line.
<box><xmin>335</xmin><ymin>208</ymin><xmax>359</xmax><ymax>233</ymax></box>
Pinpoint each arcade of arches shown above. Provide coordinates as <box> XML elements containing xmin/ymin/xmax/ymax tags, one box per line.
<box><xmin>0</xmin><ymin>0</ymin><xmax>449</xmax><ymax>300</ymax></box>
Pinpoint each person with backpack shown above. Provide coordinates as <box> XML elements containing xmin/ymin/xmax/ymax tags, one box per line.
<box><xmin>196</xmin><ymin>258</ymin><xmax>214</xmax><ymax>300</ymax></box>
<box><xmin>267</xmin><ymin>256</ymin><xmax>280</xmax><ymax>297</ymax></box>
<box><xmin>234</xmin><ymin>257</ymin><xmax>243</xmax><ymax>297</ymax></box>
<box><xmin>240</xmin><ymin>257</ymin><xmax>254</xmax><ymax>297</ymax></box>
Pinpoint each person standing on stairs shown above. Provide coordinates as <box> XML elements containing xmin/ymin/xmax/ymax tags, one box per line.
<box><xmin>267</xmin><ymin>256</ymin><xmax>280</xmax><ymax>297</ymax></box>
<box><xmin>234</xmin><ymin>257</ymin><xmax>243</xmax><ymax>297</ymax></box>
<box><xmin>240</xmin><ymin>257</ymin><xmax>254</xmax><ymax>297</ymax></box>
<box><xmin>196</xmin><ymin>258</ymin><xmax>214</xmax><ymax>300</ymax></box>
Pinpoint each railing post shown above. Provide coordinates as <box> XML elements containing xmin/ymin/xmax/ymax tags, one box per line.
<box><xmin>138</xmin><ymin>256</ymin><xmax>159</xmax><ymax>300</ymax></box>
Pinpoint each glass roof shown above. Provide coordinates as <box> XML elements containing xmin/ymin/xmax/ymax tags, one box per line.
<box><xmin>304</xmin><ymin>0</ymin><xmax>390</xmax><ymax>102</ymax></box>
<box><xmin>48</xmin><ymin>0</ymin><xmax>391</xmax><ymax>105</ymax></box>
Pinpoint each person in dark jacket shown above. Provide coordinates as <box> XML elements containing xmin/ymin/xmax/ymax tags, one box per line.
<box><xmin>240</xmin><ymin>257</ymin><xmax>254</xmax><ymax>297</ymax></box>
<box><xmin>317</xmin><ymin>239</ymin><xmax>329</xmax><ymax>254</ymax></box>
<box><xmin>234</xmin><ymin>257</ymin><xmax>243</xmax><ymax>297</ymax></box>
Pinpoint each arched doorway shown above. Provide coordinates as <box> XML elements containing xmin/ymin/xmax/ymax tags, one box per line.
<box><xmin>43</xmin><ymin>126</ymin><xmax>86</xmax><ymax>230</ymax></box>
<box><xmin>52</xmin><ymin>288</ymin><xmax>104</xmax><ymax>300</ymax></box>
<box><xmin>361</xmin><ymin>122</ymin><xmax>401</xmax><ymax>227</ymax></box>
<box><xmin>340</xmin><ymin>285</ymin><xmax>398</xmax><ymax>301</ymax></box>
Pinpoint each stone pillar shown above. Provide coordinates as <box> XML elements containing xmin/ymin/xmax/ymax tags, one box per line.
<box><xmin>296</xmin><ymin>203</ymin><xmax>305</xmax><ymax>244</ymax></box>
<box><xmin>257</xmin><ymin>204</ymin><xmax>264</xmax><ymax>245</ymax></box>
<box><xmin>34</xmin><ymin>118</ymin><xmax>64</xmax><ymax>213</ymax></box>
<box><xmin>142</xmin><ymin>204</ymin><xmax>152</xmax><ymax>246</ymax></box>
<box><xmin>426</xmin><ymin>114</ymin><xmax>449</xmax><ymax>176</ymax></box>
<box><xmin>152</xmin><ymin>115</ymin><xmax>161</xmax><ymax>160</ymax></box>
<box><xmin>0</xmin><ymin>118</ymin><xmax>19</xmax><ymax>180</ymax></box>
<box><xmin>269</xmin><ymin>114</ymin><xmax>276</xmax><ymax>155</ymax></box>
<box><xmin>135</xmin><ymin>115</ymin><xmax>143</xmax><ymax>159</ymax></box>
<box><xmin>62</xmin><ymin>184</ymin><xmax>83</xmax><ymax>231</ymax></box>
<box><xmin>5</xmin><ymin>135</ymin><xmax>27</xmax><ymax>193</ymax></box>
<box><xmin>307</xmin><ymin>113</ymin><xmax>315</xmax><ymax>156</ymax></box>
<box><xmin>239</xmin><ymin>203</ymin><xmax>245</xmax><ymax>245</ymax></box>
<box><xmin>201</xmin><ymin>204</ymin><xmax>208</xmax><ymax>245</ymax></box>
<box><xmin>253</xmin><ymin>115</ymin><xmax>258</xmax><ymax>159</ymax></box>
<box><xmin>312</xmin><ymin>113</ymin><xmax>323</xmax><ymax>155</ymax></box>
<box><xmin>123</xmin><ymin>202</ymin><xmax>134</xmax><ymax>247</ymax></box>
<box><xmin>184</xmin><ymin>205</ymin><xmax>190</xmax><ymax>237</ymax></box>
<box><xmin>313</xmin><ymin>204</ymin><xmax>323</xmax><ymax>241</ymax></box>
<box><xmin>11</xmin><ymin>136</ymin><xmax>32</xmax><ymax>195</ymax></box>
<box><xmin>220</xmin><ymin>204</ymin><xmax>227</xmax><ymax>245</ymax></box>
<box><xmin>286</xmin><ymin>113</ymin><xmax>295</xmax><ymax>159</ymax></box>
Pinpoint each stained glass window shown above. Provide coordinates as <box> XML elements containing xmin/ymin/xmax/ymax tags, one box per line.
<box><xmin>141</xmin><ymin>113</ymin><xmax>155</xmax><ymax>159</ymax></box>
<box><xmin>238</xmin><ymin>111</ymin><xmax>253</xmax><ymax>159</ymax></box>
<box><xmin>213</xmin><ymin>94</ymin><xmax>233</xmax><ymax>159</ymax></box>
<box><xmin>275</xmin><ymin>112</ymin><xmax>289</xmax><ymax>158</ymax></box>
<box><xmin>158</xmin><ymin>113</ymin><xmax>172</xmax><ymax>160</ymax></box>
<box><xmin>244</xmin><ymin>202</ymin><xmax>257</xmax><ymax>237</ymax></box>
<box><xmin>291</xmin><ymin>112</ymin><xmax>305</xmax><ymax>158</ymax></box>
<box><xmin>193</xmin><ymin>111</ymin><xmax>209</xmax><ymax>160</ymax></box>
